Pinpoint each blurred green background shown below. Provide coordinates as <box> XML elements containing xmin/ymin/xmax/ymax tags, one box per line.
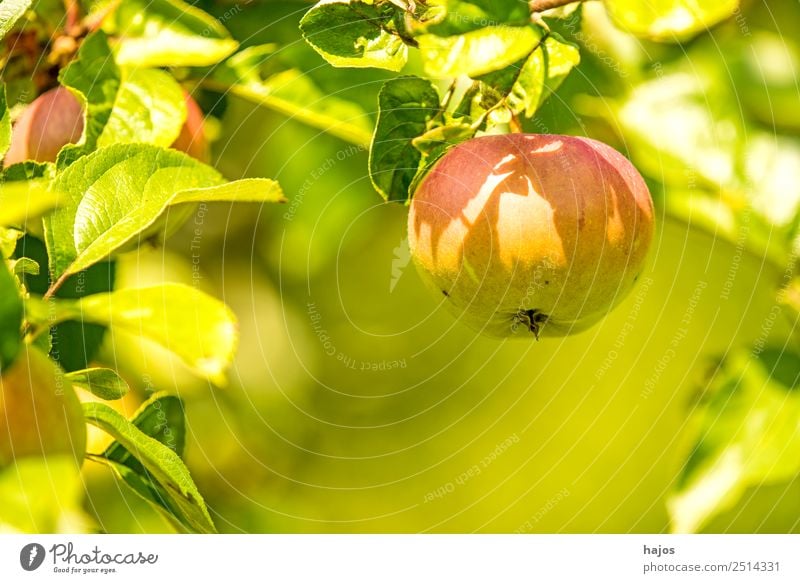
<box><xmin>81</xmin><ymin>0</ymin><xmax>800</xmax><ymax>533</ymax></box>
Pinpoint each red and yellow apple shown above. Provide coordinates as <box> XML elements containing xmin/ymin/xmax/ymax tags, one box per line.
<box><xmin>3</xmin><ymin>87</ymin><xmax>208</xmax><ymax>166</ymax></box>
<box><xmin>408</xmin><ymin>133</ymin><xmax>654</xmax><ymax>338</ymax></box>
<box><xmin>4</xmin><ymin>86</ymin><xmax>83</xmax><ymax>165</ymax></box>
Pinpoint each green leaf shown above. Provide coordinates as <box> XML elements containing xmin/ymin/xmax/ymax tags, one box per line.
<box><xmin>214</xmin><ymin>45</ymin><xmax>373</xmax><ymax>147</ymax></box>
<box><xmin>49</xmin><ymin>284</ymin><xmax>238</xmax><ymax>384</ymax></box>
<box><xmin>45</xmin><ymin>143</ymin><xmax>284</xmax><ymax>281</ymax></box>
<box><xmin>668</xmin><ymin>348</ymin><xmax>800</xmax><ymax>533</ymax></box>
<box><xmin>300</xmin><ymin>1</ymin><xmax>408</xmax><ymax>72</ymax></box>
<box><xmin>0</xmin><ymin>227</ymin><xmax>21</xmax><ymax>257</ymax></box>
<box><xmin>0</xmin><ymin>85</ymin><xmax>10</xmax><ymax>159</ymax></box>
<box><xmin>418</xmin><ymin>25</ymin><xmax>543</xmax><ymax>78</ymax></box>
<box><xmin>57</xmin><ymin>31</ymin><xmax>122</xmax><ymax>167</ymax></box>
<box><xmin>417</xmin><ymin>0</ymin><xmax>532</xmax><ymax>35</ymax></box>
<box><xmin>0</xmin><ymin>180</ymin><xmax>59</xmax><ymax>226</ymax></box>
<box><xmin>11</xmin><ymin>256</ymin><xmax>38</xmax><ymax>276</ymax></box>
<box><xmin>99</xmin><ymin>457</ymin><xmax>191</xmax><ymax>533</ymax></box>
<box><xmin>106</xmin><ymin>393</ymin><xmax>185</xmax><ymax>462</ymax></box>
<box><xmin>481</xmin><ymin>33</ymin><xmax>579</xmax><ymax>118</ymax></box>
<box><xmin>98</xmin><ymin>68</ymin><xmax>187</xmax><ymax>149</ymax></box>
<box><xmin>0</xmin><ymin>259</ymin><xmax>22</xmax><ymax>370</ymax></box>
<box><xmin>97</xmin><ymin>394</ymin><xmax>187</xmax><ymax>531</ymax></box>
<box><xmin>108</xmin><ymin>0</ymin><xmax>238</xmax><ymax>67</ymax></box>
<box><xmin>604</xmin><ymin>0</ymin><xmax>740</xmax><ymax>42</ymax></box>
<box><xmin>0</xmin><ymin>0</ymin><xmax>31</xmax><ymax>42</ymax></box>
<box><xmin>66</xmin><ymin>367</ymin><xmax>129</xmax><ymax>400</ymax></box>
<box><xmin>83</xmin><ymin>402</ymin><xmax>216</xmax><ymax>533</ymax></box>
<box><xmin>369</xmin><ymin>77</ymin><xmax>441</xmax><ymax>202</ymax></box>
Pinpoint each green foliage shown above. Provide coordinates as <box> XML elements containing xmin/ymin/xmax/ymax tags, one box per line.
<box><xmin>480</xmin><ymin>33</ymin><xmax>580</xmax><ymax>117</ymax></box>
<box><xmin>212</xmin><ymin>44</ymin><xmax>373</xmax><ymax>146</ymax></box>
<box><xmin>0</xmin><ymin>86</ymin><xmax>10</xmax><ymax>158</ymax></box>
<box><xmin>33</xmin><ymin>283</ymin><xmax>237</xmax><ymax>384</ymax></box>
<box><xmin>57</xmin><ymin>31</ymin><xmax>121</xmax><ymax>167</ymax></box>
<box><xmin>418</xmin><ymin>25</ymin><xmax>543</xmax><ymax>78</ymax></box>
<box><xmin>0</xmin><ymin>0</ymin><xmax>31</xmax><ymax>41</ymax></box>
<box><xmin>0</xmin><ymin>259</ymin><xmax>22</xmax><ymax>370</ymax></box>
<box><xmin>84</xmin><ymin>401</ymin><xmax>215</xmax><ymax>533</ymax></box>
<box><xmin>97</xmin><ymin>69</ymin><xmax>187</xmax><ymax>149</ymax></box>
<box><xmin>45</xmin><ymin>143</ymin><xmax>283</xmax><ymax>281</ymax></box>
<box><xmin>418</xmin><ymin>0</ymin><xmax>531</xmax><ymax>35</ymax></box>
<box><xmin>300</xmin><ymin>1</ymin><xmax>408</xmax><ymax>71</ymax></box>
<box><xmin>0</xmin><ymin>180</ymin><xmax>59</xmax><ymax>227</ymax></box>
<box><xmin>369</xmin><ymin>77</ymin><xmax>441</xmax><ymax>202</ymax></box>
<box><xmin>106</xmin><ymin>0</ymin><xmax>238</xmax><ymax>67</ymax></box>
<box><xmin>66</xmin><ymin>368</ymin><xmax>130</xmax><ymax>400</ymax></box>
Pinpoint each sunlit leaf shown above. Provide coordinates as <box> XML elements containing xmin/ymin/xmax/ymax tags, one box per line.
<box><xmin>107</xmin><ymin>0</ymin><xmax>238</xmax><ymax>67</ymax></box>
<box><xmin>214</xmin><ymin>45</ymin><xmax>373</xmax><ymax>147</ymax></box>
<box><xmin>300</xmin><ymin>1</ymin><xmax>408</xmax><ymax>71</ymax></box>
<box><xmin>0</xmin><ymin>259</ymin><xmax>22</xmax><ymax>369</ymax></box>
<box><xmin>48</xmin><ymin>284</ymin><xmax>237</xmax><ymax>384</ymax></box>
<box><xmin>0</xmin><ymin>180</ymin><xmax>59</xmax><ymax>226</ymax></box>
<box><xmin>98</xmin><ymin>68</ymin><xmax>187</xmax><ymax>149</ymax></box>
<box><xmin>0</xmin><ymin>0</ymin><xmax>31</xmax><ymax>42</ymax></box>
<box><xmin>418</xmin><ymin>25</ymin><xmax>543</xmax><ymax>78</ymax></box>
<box><xmin>370</xmin><ymin>76</ymin><xmax>441</xmax><ymax>202</ymax></box>
<box><xmin>57</xmin><ymin>31</ymin><xmax>121</xmax><ymax>167</ymax></box>
<box><xmin>45</xmin><ymin>143</ymin><xmax>284</xmax><ymax>281</ymax></box>
<box><xmin>0</xmin><ymin>85</ymin><xmax>10</xmax><ymax>159</ymax></box>
<box><xmin>83</xmin><ymin>402</ymin><xmax>216</xmax><ymax>533</ymax></box>
<box><xmin>66</xmin><ymin>367</ymin><xmax>129</xmax><ymax>400</ymax></box>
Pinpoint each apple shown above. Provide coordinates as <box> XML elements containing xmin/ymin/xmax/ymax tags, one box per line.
<box><xmin>0</xmin><ymin>345</ymin><xmax>86</xmax><ymax>468</ymax></box>
<box><xmin>407</xmin><ymin>133</ymin><xmax>654</xmax><ymax>338</ymax></box>
<box><xmin>171</xmin><ymin>90</ymin><xmax>210</xmax><ymax>163</ymax></box>
<box><xmin>4</xmin><ymin>87</ymin><xmax>83</xmax><ymax>165</ymax></box>
<box><xmin>3</xmin><ymin>87</ymin><xmax>208</xmax><ymax>166</ymax></box>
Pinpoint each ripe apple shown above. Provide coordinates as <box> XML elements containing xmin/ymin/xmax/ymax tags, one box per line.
<box><xmin>171</xmin><ymin>90</ymin><xmax>210</xmax><ymax>163</ymax></box>
<box><xmin>407</xmin><ymin>133</ymin><xmax>654</xmax><ymax>338</ymax></box>
<box><xmin>0</xmin><ymin>345</ymin><xmax>86</xmax><ymax>468</ymax></box>
<box><xmin>4</xmin><ymin>87</ymin><xmax>83</xmax><ymax>165</ymax></box>
<box><xmin>3</xmin><ymin>87</ymin><xmax>208</xmax><ymax>166</ymax></box>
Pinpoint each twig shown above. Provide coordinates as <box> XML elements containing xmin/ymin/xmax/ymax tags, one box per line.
<box><xmin>529</xmin><ymin>0</ymin><xmax>583</xmax><ymax>13</ymax></box>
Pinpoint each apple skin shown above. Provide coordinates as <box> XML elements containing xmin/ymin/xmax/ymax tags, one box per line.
<box><xmin>408</xmin><ymin>133</ymin><xmax>654</xmax><ymax>338</ymax></box>
<box><xmin>4</xmin><ymin>87</ymin><xmax>84</xmax><ymax>165</ymax></box>
<box><xmin>3</xmin><ymin>88</ymin><xmax>208</xmax><ymax>166</ymax></box>
<box><xmin>171</xmin><ymin>90</ymin><xmax>210</xmax><ymax>163</ymax></box>
<box><xmin>0</xmin><ymin>345</ymin><xmax>86</xmax><ymax>468</ymax></box>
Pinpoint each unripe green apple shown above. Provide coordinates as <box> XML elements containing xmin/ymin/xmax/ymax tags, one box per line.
<box><xmin>408</xmin><ymin>133</ymin><xmax>654</xmax><ymax>338</ymax></box>
<box><xmin>4</xmin><ymin>87</ymin><xmax>84</xmax><ymax>165</ymax></box>
<box><xmin>0</xmin><ymin>345</ymin><xmax>86</xmax><ymax>468</ymax></box>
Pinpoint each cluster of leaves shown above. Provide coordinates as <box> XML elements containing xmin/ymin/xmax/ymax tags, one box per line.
<box><xmin>0</xmin><ymin>0</ymin><xmax>305</xmax><ymax>533</ymax></box>
<box><xmin>298</xmin><ymin>0</ymin><xmax>744</xmax><ymax>203</ymax></box>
